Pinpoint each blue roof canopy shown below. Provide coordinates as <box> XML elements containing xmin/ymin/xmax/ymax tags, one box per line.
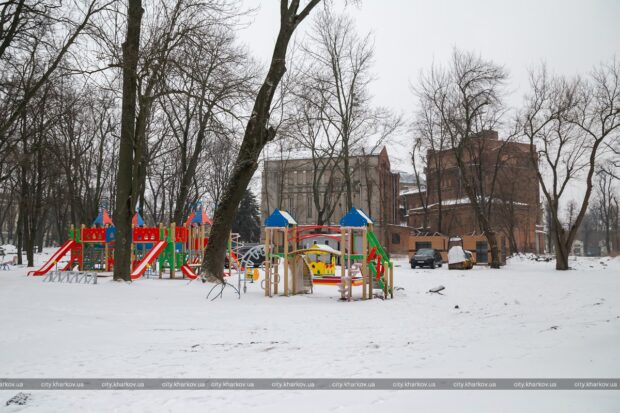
<box><xmin>132</xmin><ymin>212</ymin><xmax>145</xmax><ymax>227</ymax></box>
<box><xmin>264</xmin><ymin>209</ymin><xmax>297</xmax><ymax>227</ymax></box>
<box><xmin>92</xmin><ymin>209</ymin><xmax>113</xmax><ymax>226</ymax></box>
<box><xmin>339</xmin><ymin>208</ymin><xmax>373</xmax><ymax>227</ymax></box>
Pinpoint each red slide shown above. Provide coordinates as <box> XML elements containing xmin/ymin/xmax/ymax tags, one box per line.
<box><xmin>180</xmin><ymin>264</ymin><xmax>198</xmax><ymax>280</ymax></box>
<box><xmin>28</xmin><ymin>240</ymin><xmax>76</xmax><ymax>276</ymax></box>
<box><xmin>131</xmin><ymin>241</ymin><xmax>167</xmax><ymax>280</ymax></box>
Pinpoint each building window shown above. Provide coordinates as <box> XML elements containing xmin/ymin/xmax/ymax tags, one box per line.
<box><xmin>416</xmin><ymin>241</ymin><xmax>432</xmax><ymax>250</ymax></box>
<box><xmin>307</xmin><ymin>196</ymin><xmax>312</xmax><ymax>218</ymax></box>
<box><xmin>391</xmin><ymin>233</ymin><xmax>401</xmax><ymax>245</ymax></box>
<box><xmin>476</xmin><ymin>241</ymin><xmax>488</xmax><ymax>263</ymax></box>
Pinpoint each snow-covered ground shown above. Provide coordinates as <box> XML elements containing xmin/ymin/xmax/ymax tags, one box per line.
<box><xmin>1</xmin><ymin>250</ymin><xmax>619</xmax><ymax>412</ymax></box>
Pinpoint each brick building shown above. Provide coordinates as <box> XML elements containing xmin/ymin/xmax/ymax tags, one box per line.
<box><xmin>402</xmin><ymin>130</ymin><xmax>543</xmax><ymax>254</ymax></box>
<box><xmin>261</xmin><ymin>147</ymin><xmax>406</xmax><ymax>252</ymax></box>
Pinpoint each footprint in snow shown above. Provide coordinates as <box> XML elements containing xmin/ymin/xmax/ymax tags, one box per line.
<box><xmin>6</xmin><ymin>393</ymin><xmax>30</xmax><ymax>406</ymax></box>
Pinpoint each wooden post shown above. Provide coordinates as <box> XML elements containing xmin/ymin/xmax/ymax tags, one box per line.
<box><xmin>130</xmin><ymin>224</ymin><xmax>135</xmax><ymax>273</ymax></box>
<box><xmin>283</xmin><ymin>228</ymin><xmax>289</xmax><ymax>296</ymax></box>
<box><xmin>104</xmin><ymin>238</ymin><xmax>109</xmax><ymax>272</ymax></box>
<box><xmin>383</xmin><ymin>259</ymin><xmax>388</xmax><ymax>298</ymax></box>
<box><xmin>361</xmin><ymin>228</ymin><xmax>368</xmax><ymax>300</ymax></box>
<box><xmin>80</xmin><ymin>224</ymin><xmax>86</xmax><ymax>271</ymax></box>
<box><xmin>182</xmin><ymin>224</ymin><xmax>187</xmax><ymax>274</ymax></box>
<box><xmin>340</xmin><ymin>227</ymin><xmax>346</xmax><ymax>300</ymax></box>
<box><xmin>273</xmin><ymin>229</ymin><xmax>279</xmax><ymax>295</ymax></box>
<box><xmin>264</xmin><ymin>228</ymin><xmax>271</xmax><ymax>297</ymax></box>
<box><xmin>200</xmin><ymin>225</ymin><xmax>205</xmax><ymax>263</ymax></box>
<box><xmin>291</xmin><ymin>228</ymin><xmax>297</xmax><ymax>294</ymax></box>
<box><xmin>389</xmin><ymin>263</ymin><xmax>394</xmax><ymax>299</ymax></box>
<box><xmin>159</xmin><ymin>223</ymin><xmax>164</xmax><ymax>279</ymax></box>
<box><xmin>366</xmin><ymin>227</ymin><xmax>373</xmax><ymax>300</ymax></box>
<box><xmin>170</xmin><ymin>222</ymin><xmax>176</xmax><ymax>279</ymax></box>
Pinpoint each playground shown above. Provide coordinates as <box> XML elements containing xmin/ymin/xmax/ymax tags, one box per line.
<box><xmin>25</xmin><ymin>206</ymin><xmax>395</xmax><ymax>302</ymax></box>
<box><xmin>1</xmin><ymin>207</ymin><xmax>620</xmax><ymax>412</ymax></box>
<box><xmin>1</xmin><ymin>253</ymin><xmax>619</xmax><ymax>412</ymax></box>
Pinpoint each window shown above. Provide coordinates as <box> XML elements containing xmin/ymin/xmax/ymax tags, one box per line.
<box><xmin>416</xmin><ymin>242</ymin><xmax>432</xmax><ymax>250</ymax></box>
<box><xmin>476</xmin><ymin>241</ymin><xmax>488</xmax><ymax>264</ymax></box>
<box><xmin>391</xmin><ymin>233</ymin><xmax>401</xmax><ymax>245</ymax></box>
<box><xmin>307</xmin><ymin>196</ymin><xmax>313</xmax><ymax>218</ymax></box>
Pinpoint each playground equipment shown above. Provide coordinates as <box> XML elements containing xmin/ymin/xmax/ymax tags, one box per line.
<box><xmin>28</xmin><ymin>209</ymin><xmax>114</xmax><ymax>276</ymax></box>
<box><xmin>44</xmin><ymin>270</ymin><xmax>98</xmax><ymax>284</ymax></box>
<box><xmin>263</xmin><ymin>208</ymin><xmax>394</xmax><ymax>301</ymax></box>
<box><xmin>28</xmin><ymin>204</ymin><xmax>248</xmax><ymax>283</ymax></box>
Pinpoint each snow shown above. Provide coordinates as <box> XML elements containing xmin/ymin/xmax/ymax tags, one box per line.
<box><xmin>399</xmin><ymin>188</ymin><xmax>425</xmax><ymax>196</ymax></box>
<box><xmin>1</xmin><ymin>250</ymin><xmax>620</xmax><ymax>412</ymax></box>
<box><xmin>0</xmin><ymin>244</ymin><xmax>17</xmax><ymax>254</ymax></box>
<box><xmin>410</xmin><ymin>197</ymin><xmax>530</xmax><ymax>212</ymax></box>
<box><xmin>278</xmin><ymin>210</ymin><xmax>297</xmax><ymax>225</ymax></box>
<box><xmin>448</xmin><ymin>246</ymin><xmax>467</xmax><ymax>264</ymax></box>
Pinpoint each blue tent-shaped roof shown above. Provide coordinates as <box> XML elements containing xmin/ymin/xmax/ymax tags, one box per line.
<box><xmin>264</xmin><ymin>209</ymin><xmax>297</xmax><ymax>227</ymax></box>
<box><xmin>184</xmin><ymin>203</ymin><xmax>212</xmax><ymax>226</ymax></box>
<box><xmin>132</xmin><ymin>212</ymin><xmax>145</xmax><ymax>227</ymax></box>
<box><xmin>92</xmin><ymin>209</ymin><xmax>113</xmax><ymax>226</ymax></box>
<box><xmin>339</xmin><ymin>208</ymin><xmax>373</xmax><ymax>227</ymax></box>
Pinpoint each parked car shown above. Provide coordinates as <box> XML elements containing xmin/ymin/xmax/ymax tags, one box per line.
<box><xmin>410</xmin><ymin>248</ymin><xmax>443</xmax><ymax>269</ymax></box>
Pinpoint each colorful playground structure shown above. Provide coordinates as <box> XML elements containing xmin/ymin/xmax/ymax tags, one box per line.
<box><xmin>263</xmin><ymin>208</ymin><xmax>394</xmax><ymax>301</ymax></box>
<box><xmin>27</xmin><ymin>203</ymin><xmax>394</xmax><ymax>301</ymax></box>
<box><xmin>27</xmin><ymin>203</ymin><xmax>244</xmax><ymax>281</ymax></box>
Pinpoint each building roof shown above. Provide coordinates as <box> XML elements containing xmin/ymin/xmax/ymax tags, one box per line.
<box><xmin>264</xmin><ymin>146</ymin><xmax>388</xmax><ymax>164</ymax></box>
<box><xmin>409</xmin><ymin>197</ymin><xmax>530</xmax><ymax>212</ymax></box>
<box><xmin>400</xmin><ymin>187</ymin><xmax>426</xmax><ymax>196</ymax></box>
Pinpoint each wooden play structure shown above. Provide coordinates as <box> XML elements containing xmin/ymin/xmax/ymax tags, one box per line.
<box><xmin>263</xmin><ymin>208</ymin><xmax>394</xmax><ymax>301</ymax></box>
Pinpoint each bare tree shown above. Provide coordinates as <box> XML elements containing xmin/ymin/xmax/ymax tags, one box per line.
<box><xmin>412</xmin><ymin>76</ymin><xmax>454</xmax><ymax>234</ymax></box>
<box><xmin>409</xmin><ymin>138</ymin><xmax>430</xmax><ymax>229</ymax></box>
<box><xmin>301</xmin><ymin>9</ymin><xmax>400</xmax><ymax>211</ymax></box>
<box><xmin>113</xmin><ymin>0</ymin><xmax>144</xmax><ymax>281</ymax></box>
<box><xmin>521</xmin><ymin>59</ymin><xmax>620</xmax><ymax>269</ymax></box>
<box><xmin>0</xmin><ymin>0</ymin><xmax>111</xmax><ymax>144</ymax></box>
<box><xmin>285</xmin><ymin>80</ymin><xmax>345</xmax><ymax>225</ymax></box>
<box><xmin>202</xmin><ymin>0</ymin><xmax>322</xmax><ymax>282</ymax></box>
<box><xmin>593</xmin><ymin>165</ymin><xmax>619</xmax><ymax>255</ymax></box>
<box><xmin>416</xmin><ymin>50</ymin><xmax>509</xmax><ymax>268</ymax></box>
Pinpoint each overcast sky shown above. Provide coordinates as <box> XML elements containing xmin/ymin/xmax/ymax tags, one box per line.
<box><xmin>239</xmin><ymin>0</ymin><xmax>620</xmax><ymax>172</ymax></box>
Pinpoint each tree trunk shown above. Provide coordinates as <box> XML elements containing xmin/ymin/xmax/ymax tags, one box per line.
<box><xmin>202</xmin><ymin>0</ymin><xmax>321</xmax><ymax>281</ymax></box>
<box><xmin>553</xmin><ymin>230</ymin><xmax>570</xmax><ymax>270</ymax></box>
<box><xmin>113</xmin><ymin>0</ymin><xmax>143</xmax><ymax>282</ymax></box>
<box><xmin>16</xmin><ymin>209</ymin><xmax>23</xmax><ymax>265</ymax></box>
<box><xmin>508</xmin><ymin>230</ymin><xmax>518</xmax><ymax>255</ymax></box>
<box><xmin>486</xmin><ymin>230</ymin><xmax>500</xmax><ymax>269</ymax></box>
<box><xmin>343</xmin><ymin>144</ymin><xmax>353</xmax><ymax>211</ymax></box>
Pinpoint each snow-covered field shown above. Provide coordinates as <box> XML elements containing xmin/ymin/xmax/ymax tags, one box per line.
<box><xmin>1</xmin><ymin>250</ymin><xmax>619</xmax><ymax>412</ymax></box>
